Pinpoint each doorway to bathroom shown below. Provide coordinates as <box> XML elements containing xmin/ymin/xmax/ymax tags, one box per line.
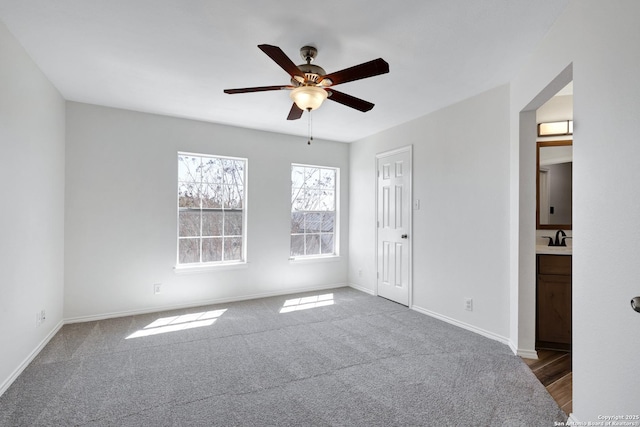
<box><xmin>519</xmin><ymin>68</ymin><xmax>573</xmax><ymax>414</ymax></box>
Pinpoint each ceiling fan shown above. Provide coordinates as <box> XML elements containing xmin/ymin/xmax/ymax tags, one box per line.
<box><xmin>224</xmin><ymin>44</ymin><xmax>389</xmax><ymax>120</ymax></box>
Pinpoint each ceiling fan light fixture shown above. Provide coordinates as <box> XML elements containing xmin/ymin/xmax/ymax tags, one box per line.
<box><xmin>290</xmin><ymin>86</ymin><xmax>327</xmax><ymax>111</ymax></box>
<box><xmin>224</xmin><ymin>44</ymin><xmax>389</xmax><ymax>120</ymax></box>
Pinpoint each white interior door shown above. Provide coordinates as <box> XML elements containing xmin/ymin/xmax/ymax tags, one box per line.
<box><xmin>376</xmin><ymin>147</ymin><xmax>411</xmax><ymax>306</ymax></box>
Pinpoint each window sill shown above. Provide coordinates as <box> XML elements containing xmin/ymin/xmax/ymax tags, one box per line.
<box><xmin>289</xmin><ymin>255</ymin><xmax>341</xmax><ymax>264</ymax></box>
<box><xmin>174</xmin><ymin>261</ymin><xmax>248</xmax><ymax>274</ymax></box>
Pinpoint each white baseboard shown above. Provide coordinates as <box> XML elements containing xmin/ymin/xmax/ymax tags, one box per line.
<box><xmin>411</xmin><ymin>304</ymin><xmax>511</xmax><ymax>347</ymax></box>
<box><xmin>0</xmin><ymin>320</ymin><xmax>63</xmax><ymax>397</ymax></box>
<box><xmin>64</xmin><ymin>283</ymin><xmax>349</xmax><ymax>324</ymax></box>
<box><xmin>508</xmin><ymin>340</ymin><xmax>519</xmax><ymax>356</ymax></box>
<box><xmin>568</xmin><ymin>413</ymin><xmax>580</xmax><ymax>424</ymax></box>
<box><xmin>516</xmin><ymin>348</ymin><xmax>539</xmax><ymax>359</ymax></box>
<box><xmin>348</xmin><ymin>283</ymin><xmax>375</xmax><ymax>295</ymax></box>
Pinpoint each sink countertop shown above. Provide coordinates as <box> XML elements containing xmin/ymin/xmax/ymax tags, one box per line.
<box><xmin>536</xmin><ymin>245</ymin><xmax>572</xmax><ymax>255</ymax></box>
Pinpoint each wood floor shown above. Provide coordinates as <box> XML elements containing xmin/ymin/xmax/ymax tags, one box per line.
<box><xmin>522</xmin><ymin>350</ymin><xmax>572</xmax><ymax>415</ymax></box>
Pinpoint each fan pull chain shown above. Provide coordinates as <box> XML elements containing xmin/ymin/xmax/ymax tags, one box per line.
<box><xmin>307</xmin><ymin>108</ymin><xmax>313</xmax><ymax>145</ymax></box>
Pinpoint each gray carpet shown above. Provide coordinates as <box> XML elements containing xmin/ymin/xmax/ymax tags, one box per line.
<box><xmin>0</xmin><ymin>287</ymin><xmax>567</xmax><ymax>426</ymax></box>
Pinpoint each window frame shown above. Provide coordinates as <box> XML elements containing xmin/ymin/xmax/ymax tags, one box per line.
<box><xmin>290</xmin><ymin>163</ymin><xmax>340</xmax><ymax>260</ymax></box>
<box><xmin>176</xmin><ymin>152</ymin><xmax>248</xmax><ymax>268</ymax></box>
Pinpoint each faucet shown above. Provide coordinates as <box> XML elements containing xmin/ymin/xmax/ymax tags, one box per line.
<box><xmin>554</xmin><ymin>229</ymin><xmax>567</xmax><ymax>246</ymax></box>
<box><xmin>543</xmin><ymin>229</ymin><xmax>568</xmax><ymax>246</ymax></box>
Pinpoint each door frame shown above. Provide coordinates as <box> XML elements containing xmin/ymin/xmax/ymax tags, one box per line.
<box><xmin>375</xmin><ymin>145</ymin><xmax>413</xmax><ymax>307</ymax></box>
<box><xmin>516</xmin><ymin>63</ymin><xmax>572</xmax><ymax>358</ymax></box>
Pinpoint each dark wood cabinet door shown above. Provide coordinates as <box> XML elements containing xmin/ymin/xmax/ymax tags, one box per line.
<box><xmin>537</xmin><ymin>273</ymin><xmax>572</xmax><ymax>345</ymax></box>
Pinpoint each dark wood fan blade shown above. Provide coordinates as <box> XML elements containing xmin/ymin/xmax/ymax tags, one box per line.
<box><xmin>224</xmin><ymin>85</ymin><xmax>293</xmax><ymax>94</ymax></box>
<box><xmin>258</xmin><ymin>44</ymin><xmax>305</xmax><ymax>79</ymax></box>
<box><xmin>319</xmin><ymin>58</ymin><xmax>389</xmax><ymax>86</ymax></box>
<box><xmin>287</xmin><ymin>103</ymin><xmax>304</xmax><ymax>120</ymax></box>
<box><xmin>326</xmin><ymin>89</ymin><xmax>374</xmax><ymax>112</ymax></box>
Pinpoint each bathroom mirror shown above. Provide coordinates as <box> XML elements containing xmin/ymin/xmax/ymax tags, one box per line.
<box><xmin>537</xmin><ymin>140</ymin><xmax>572</xmax><ymax>230</ymax></box>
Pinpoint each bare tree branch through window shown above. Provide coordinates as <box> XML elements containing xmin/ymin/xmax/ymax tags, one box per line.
<box><xmin>291</xmin><ymin>165</ymin><xmax>338</xmax><ymax>257</ymax></box>
<box><xmin>178</xmin><ymin>153</ymin><xmax>247</xmax><ymax>265</ymax></box>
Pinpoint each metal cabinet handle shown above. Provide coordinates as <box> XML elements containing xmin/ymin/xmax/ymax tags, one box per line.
<box><xmin>401</xmin><ymin>234</ymin><xmax>408</xmax><ymax>239</ymax></box>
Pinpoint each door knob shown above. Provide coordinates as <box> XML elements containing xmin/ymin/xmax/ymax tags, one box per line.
<box><xmin>632</xmin><ymin>297</ymin><xmax>640</xmax><ymax>313</ymax></box>
<box><xmin>401</xmin><ymin>234</ymin><xmax>408</xmax><ymax>239</ymax></box>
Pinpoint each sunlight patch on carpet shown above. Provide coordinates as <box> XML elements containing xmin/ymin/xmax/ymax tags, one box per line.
<box><xmin>126</xmin><ymin>309</ymin><xmax>227</xmax><ymax>339</ymax></box>
<box><xmin>280</xmin><ymin>293</ymin><xmax>334</xmax><ymax>313</ymax></box>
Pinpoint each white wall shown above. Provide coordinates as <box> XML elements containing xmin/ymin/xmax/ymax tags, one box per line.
<box><xmin>349</xmin><ymin>85</ymin><xmax>511</xmax><ymax>341</ymax></box>
<box><xmin>0</xmin><ymin>21</ymin><xmax>65</xmax><ymax>393</ymax></box>
<box><xmin>64</xmin><ymin>102</ymin><xmax>349</xmax><ymax>320</ymax></box>
<box><xmin>510</xmin><ymin>0</ymin><xmax>640</xmax><ymax>420</ymax></box>
<box><xmin>537</xmin><ymin>94</ymin><xmax>573</xmax><ymax>124</ymax></box>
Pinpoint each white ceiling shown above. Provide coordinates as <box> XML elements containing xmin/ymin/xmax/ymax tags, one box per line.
<box><xmin>0</xmin><ymin>0</ymin><xmax>569</xmax><ymax>142</ymax></box>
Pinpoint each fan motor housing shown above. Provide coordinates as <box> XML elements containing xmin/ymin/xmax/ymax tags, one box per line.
<box><xmin>290</xmin><ymin>46</ymin><xmax>332</xmax><ymax>86</ymax></box>
<box><xmin>291</xmin><ymin>63</ymin><xmax>327</xmax><ymax>86</ymax></box>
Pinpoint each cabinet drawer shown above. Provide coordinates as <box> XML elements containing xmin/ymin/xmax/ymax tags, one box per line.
<box><xmin>538</xmin><ymin>254</ymin><xmax>571</xmax><ymax>275</ymax></box>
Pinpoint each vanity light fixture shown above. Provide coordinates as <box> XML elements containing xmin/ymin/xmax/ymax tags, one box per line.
<box><xmin>538</xmin><ymin>120</ymin><xmax>573</xmax><ymax>137</ymax></box>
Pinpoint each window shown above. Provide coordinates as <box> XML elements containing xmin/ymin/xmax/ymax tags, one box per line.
<box><xmin>291</xmin><ymin>164</ymin><xmax>338</xmax><ymax>258</ymax></box>
<box><xmin>177</xmin><ymin>153</ymin><xmax>246</xmax><ymax>265</ymax></box>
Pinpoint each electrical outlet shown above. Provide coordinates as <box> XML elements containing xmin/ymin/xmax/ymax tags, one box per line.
<box><xmin>41</xmin><ymin>309</ymin><xmax>46</xmax><ymax>322</ymax></box>
<box><xmin>154</xmin><ymin>283</ymin><xmax>162</xmax><ymax>294</ymax></box>
<box><xmin>465</xmin><ymin>298</ymin><xmax>473</xmax><ymax>312</ymax></box>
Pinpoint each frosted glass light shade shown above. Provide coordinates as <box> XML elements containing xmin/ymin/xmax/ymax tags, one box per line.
<box><xmin>290</xmin><ymin>86</ymin><xmax>328</xmax><ymax>111</ymax></box>
<box><xmin>538</xmin><ymin>120</ymin><xmax>573</xmax><ymax>137</ymax></box>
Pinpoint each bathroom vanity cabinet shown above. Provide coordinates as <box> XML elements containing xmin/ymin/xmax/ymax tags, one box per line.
<box><xmin>536</xmin><ymin>254</ymin><xmax>572</xmax><ymax>350</ymax></box>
